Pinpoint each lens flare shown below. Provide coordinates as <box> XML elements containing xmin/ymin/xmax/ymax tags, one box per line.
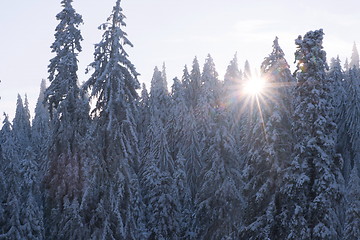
<box><xmin>244</xmin><ymin>77</ymin><xmax>265</xmax><ymax>95</ymax></box>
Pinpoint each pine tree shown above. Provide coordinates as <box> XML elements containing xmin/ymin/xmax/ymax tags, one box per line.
<box><xmin>244</xmin><ymin>60</ymin><xmax>252</xmax><ymax>80</ymax></box>
<box><xmin>278</xmin><ymin>29</ymin><xmax>344</xmax><ymax>240</ymax></box>
<box><xmin>224</xmin><ymin>52</ymin><xmax>242</xmax><ymax>103</ymax></box>
<box><xmin>173</xmin><ymin>151</ymin><xmax>192</xmax><ymax>238</ymax></box>
<box><xmin>344</xmin><ymin>165</ymin><xmax>360</xmax><ymax>239</ymax></box>
<box><xmin>197</xmin><ymin>54</ymin><xmax>221</xmax><ymax>145</ymax></box>
<box><xmin>195</xmin><ymin>110</ymin><xmax>243</xmax><ymax>240</ymax></box>
<box><xmin>43</xmin><ymin>0</ymin><xmax>90</xmax><ymax>238</ymax></box>
<box><xmin>82</xmin><ymin>0</ymin><xmax>143</xmax><ymax>238</ymax></box>
<box><xmin>13</xmin><ymin>94</ymin><xmax>31</xmax><ymax>155</ymax></box>
<box><xmin>181</xmin><ymin>65</ymin><xmax>192</xmax><ymax>107</ymax></box>
<box><xmin>344</xmin><ymin>58</ymin><xmax>349</xmax><ymax>72</ymax></box>
<box><xmin>223</xmin><ymin>53</ymin><xmax>243</xmax><ymax>147</ymax></box>
<box><xmin>0</xmin><ymin>114</ymin><xmax>23</xmax><ymax>239</ymax></box>
<box><xmin>149</xmin><ymin>66</ymin><xmax>169</xmax><ymax>125</ymax></box>
<box><xmin>19</xmin><ymin>148</ymin><xmax>44</xmax><ymax>240</ymax></box>
<box><xmin>162</xmin><ymin>62</ymin><xmax>169</xmax><ymax>93</ymax></box>
<box><xmin>241</xmin><ymin>37</ymin><xmax>294</xmax><ymax>239</ymax></box>
<box><xmin>137</xmin><ymin>83</ymin><xmax>150</xmax><ymax>150</ymax></box>
<box><xmin>32</xmin><ymin>79</ymin><xmax>50</xmax><ymax>172</ymax></box>
<box><xmin>182</xmin><ymin>109</ymin><xmax>202</xmax><ymax>201</ymax></box>
<box><xmin>328</xmin><ymin>57</ymin><xmax>345</xmax><ymax>119</ymax></box>
<box><xmin>141</xmin><ymin>117</ymin><xmax>178</xmax><ymax>239</ymax></box>
<box><xmin>189</xmin><ymin>56</ymin><xmax>202</xmax><ymax>108</ymax></box>
<box><xmin>167</xmin><ymin>77</ymin><xmax>188</xmax><ymax>159</ymax></box>
<box><xmin>350</xmin><ymin>42</ymin><xmax>359</xmax><ymax>69</ymax></box>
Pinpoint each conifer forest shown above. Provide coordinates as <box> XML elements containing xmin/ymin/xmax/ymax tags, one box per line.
<box><xmin>2</xmin><ymin>0</ymin><xmax>360</xmax><ymax>239</ymax></box>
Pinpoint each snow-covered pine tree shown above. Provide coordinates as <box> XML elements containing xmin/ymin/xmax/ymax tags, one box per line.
<box><xmin>43</xmin><ymin>0</ymin><xmax>91</xmax><ymax>238</ymax></box>
<box><xmin>82</xmin><ymin>0</ymin><xmax>144</xmax><ymax>238</ymax></box>
<box><xmin>350</xmin><ymin>42</ymin><xmax>359</xmax><ymax>69</ymax></box>
<box><xmin>328</xmin><ymin>57</ymin><xmax>345</xmax><ymax>121</ymax></box>
<box><xmin>196</xmin><ymin>54</ymin><xmax>221</xmax><ymax>146</ymax></box>
<box><xmin>162</xmin><ymin>62</ymin><xmax>169</xmax><ymax>93</ymax></box>
<box><xmin>344</xmin><ymin>165</ymin><xmax>360</xmax><ymax>239</ymax></box>
<box><xmin>32</xmin><ymin>79</ymin><xmax>50</xmax><ymax>173</ymax></box>
<box><xmin>278</xmin><ymin>29</ymin><xmax>344</xmax><ymax>240</ymax></box>
<box><xmin>167</xmin><ymin>77</ymin><xmax>188</xmax><ymax>159</ymax></box>
<box><xmin>223</xmin><ymin>52</ymin><xmax>242</xmax><ymax>102</ymax></box>
<box><xmin>149</xmin><ymin>66</ymin><xmax>169</xmax><ymax>125</ymax></box>
<box><xmin>12</xmin><ymin>94</ymin><xmax>31</xmax><ymax>156</ymax></box>
<box><xmin>241</xmin><ymin>37</ymin><xmax>294</xmax><ymax>239</ymax></box>
<box><xmin>140</xmin><ymin>116</ymin><xmax>179</xmax><ymax>239</ymax></box>
<box><xmin>340</xmin><ymin>67</ymin><xmax>360</xmax><ymax>182</ymax></box>
<box><xmin>18</xmin><ymin>147</ymin><xmax>44</xmax><ymax>240</ymax></box>
<box><xmin>223</xmin><ymin>53</ymin><xmax>243</xmax><ymax>148</ymax></box>
<box><xmin>182</xmin><ymin>109</ymin><xmax>202</xmax><ymax>201</ymax></box>
<box><xmin>188</xmin><ymin>56</ymin><xmax>202</xmax><ymax>108</ymax></box>
<box><xmin>181</xmin><ymin>65</ymin><xmax>192</xmax><ymax>107</ymax></box>
<box><xmin>12</xmin><ymin>95</ymin><xmax>45</xmax><ymax>239</ymax></box>
<box><xmin>195</xmin><ymin>110</ymin><xmax>243</xmax><ymax>240</ymax></box>
<box><xmin>173</xmin><ymin>151</ymin><xmax>192</xmax><ymax>238</ymax></box>
<box><xmin>0</xmin><ymin>114</ymin><xmax>23</xmax><ymax>239</ymax></box>
<box><xmin>244</xmin><ymin>60</ymin><xmax>252</xmax><ymax>80</ymax></box>
<box><xmin>344</xmin><ymin>58</ymin><xmax>349</xmax><ymax>72</ymax></box>
<box><xmin>137</xmin><ymin>83</ymin><xmax>150</xmax><ymax>150</ymax></box>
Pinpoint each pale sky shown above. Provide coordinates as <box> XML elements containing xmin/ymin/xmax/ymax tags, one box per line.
<box><xmin>1</xmin><ymin>0</ymin><xmax>360</xmax><ymax>120</ymax></box>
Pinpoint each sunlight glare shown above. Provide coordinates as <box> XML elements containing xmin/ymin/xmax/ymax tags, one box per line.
<box><xmin>244</xmin><ymin>77</ymin><xmax>265</xmax><ymax>95</ymax></box>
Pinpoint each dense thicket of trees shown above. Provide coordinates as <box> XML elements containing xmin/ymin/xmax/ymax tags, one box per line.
<box><xmin>1</xmin><ymin>1</ymin><xmax>359</xmax><ymax>239</ymax></box>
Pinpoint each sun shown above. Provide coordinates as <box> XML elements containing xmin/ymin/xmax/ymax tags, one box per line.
<box><xmin>244</xmin><ymin>77</ymin><xmax>266</xmax><ymax>95</ymax></box>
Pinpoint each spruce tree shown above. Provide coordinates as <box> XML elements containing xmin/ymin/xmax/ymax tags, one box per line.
<box><xmin>189</xmin><ymin>56</ymin><xmax>202</xmax><ymax>108</ymax></box>
<box><xmin>0</xmin><ymin>114</ymin><xmax>22</xmax><ymax>239</ymax></box>
<box><xmin>344</xmin><ymin>165</ymin><xmax>360</xmax><ymax>239</ymax></box>
<box><xmin>141</xmin><ymin>116</ymin><xmax>178</xmax><ymax>239</ymax></box>
<box><xmin>278</xmin><ymin>29</ymin><xmax>344</xmax><ymax>240</ymax></box>
<box><xmin>195</xmin><ymin>110</ymin><xmax>243</xmax><ymax>240</ymax></box>
<box><xmin>350</xmin><ymin>42</ymin><xmax>359</xmax><ymax>69</ymax></box>
<box><xmin>82</xmin><ymin>0</ymin><xmax>143</xmax><ymax>238</ymax></box>
<box><xmin>137</xmin><ymin>83</ymin><xmax>150</xmax><ymax>150</ymax></box>
<box><xmin>167</xmin><ymin>77</ymin><xmax>188</xmax><ymax>159</ymax></box>
<box><xmin>338</xmin><ymin>67</ymin><xmax>360</xmax><ymax>182</ymax></box>
<box><xmin>32</xmin><ymin>79</ymin><xmax>50</xmax><ymax>172</ymax></box>
<box><xmin>149</xmin><ymin>66</ymin><xmax>169</xmax><ymax>125</ymax></box>
<box><xmin>43</xmin><ymin>0</ymin><xmax>90</xmax><ymax>238</ymax></box>
<box><xmin>241</xmin><ymin>37</ymin><xmax>294</xmax><ymax>239</ymax></box>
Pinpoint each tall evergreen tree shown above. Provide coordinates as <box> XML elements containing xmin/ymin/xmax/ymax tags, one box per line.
<box><xmin>223</xmin><ymin>53</ymin><xmax>244</xmax><ymax>147</ymax></box>
<box><xmin>196</xmin><ymin>54</ymin><xmax>221</xmax><ymax>145</ymax></box>
<box><xmin>167</xmin><ymin>77</ymin><xmax>188</xmax><ymax>159</ymax></box>
<box><xmin>18</xmin><ymin>147</ymin><xmax>44</xmax><ymax>240</ymax></box>
<box><xmin>137</xmin><ymin>83</ymin><xmax>150</xmax><ymax>150</ymax></box>
<box><xmin>173</xmin><ymin>151</ymin><xmax>192</xmax><ymax>238</ymax></box>
<box><xmin>32</xmin><ymin>79</ymin><xmax>50</xmax><ymax>174</ymax></box>
<box><xmin>188</xmin><ymin>56</ymin><xmax>202</xmax><ymax>108</ymax></box>
<box><xmin>244</xmin><ymin>60</ymin><xmax>252</xmax><ymax>80</ymax></box>
<box><xmin>195</xmin><ymin>110</ymin><xmax>243</xmax><ymax>240</ymax></box>
<box><xmin>337</xmin><ymin>67</ymin><xmax>360</xmax><ymax>182</ymax></box>
<box><xmin>344</xmin><ymin>165</ymin><xmax>360</xmax><ymax>239</ymax></box>
<box><xmin>350</xmin><ymin>42</ymin><xmax>359</xmax><ymax>69</ymax></box>
<box><xmin>43</xmin><ymin>0</ymin><xmax>90</xmax><ymax>238</ymax></box>
<box><xmin>141</xmin><ymin>116</ymin><xmax>178</xmax><ymax>239</ymax></box>
<box><xmin>328</xmin><ymin>57</ymin><xmax>345</xmax><ymax>119</ymax></box>
<box><xmin>182</xmin><ymin>109</ymin><xmax>202</xmax><ymax>201</ymax></box>
<box><xmin>0</xmin><ymin>114</ymin><xmax>22</xmax><ymax>239</ymax></box>
<box><xmin>344</xmin><ymin>58</ymin><xmax>349</xmax><ymax>72</ymax></box>
<box><xmin>82</xmin><ymin>0</ymin><xmax>144</xmax><ymax>238</ymax></box>
<box><xmin>13</xmin><ymin>94</ymin><xmax>31</xmax><ymax>154</ymax></box>
<box><xmin>149</xmin><ymin>66</ymin><xmax>169</xmax><ymax>125</ymax></box>
<box><xmin>278</xmin><ymin>29</ymin><xmax>344</xmax><ymax>240</ymax></box>
<box><xmin>241</xmin><ymin>37</ymin><xmax>294</xmax><ymax>239</ymax></box>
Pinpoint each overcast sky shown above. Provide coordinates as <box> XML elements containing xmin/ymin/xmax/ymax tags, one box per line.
<box><xmin>1</xmin><ymin>0</ymin><xmax>359</xmax><ymax>120</ymax></box>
